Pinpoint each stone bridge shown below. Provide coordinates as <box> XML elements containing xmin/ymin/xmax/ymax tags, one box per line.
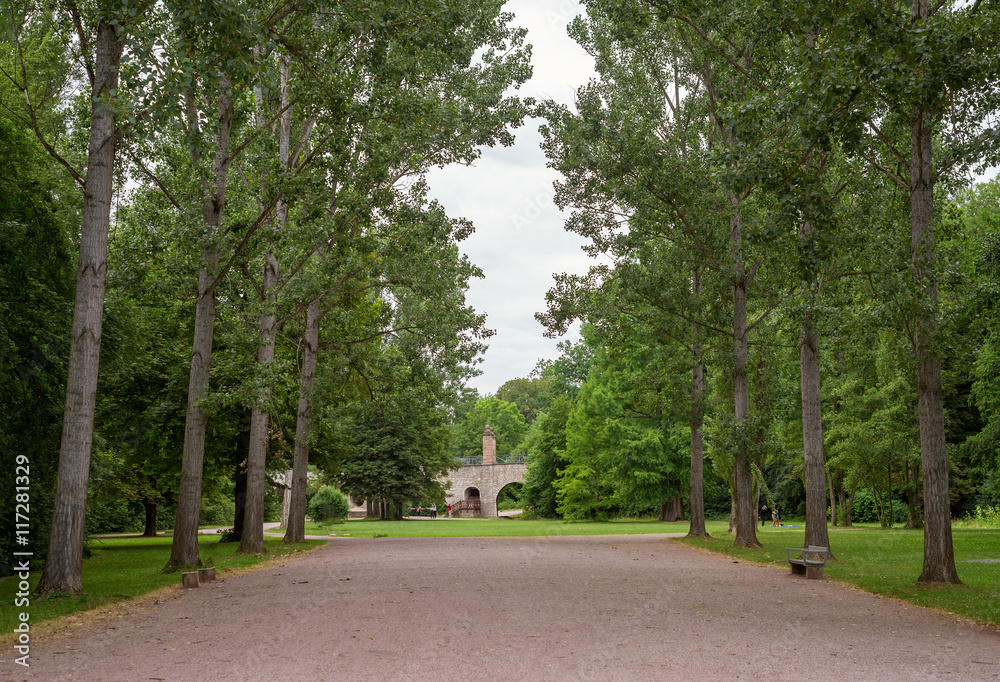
<box><xmin>442</xmin><ymin>426</ymin><xmax>528</xmax><ymax>517</ymax></box>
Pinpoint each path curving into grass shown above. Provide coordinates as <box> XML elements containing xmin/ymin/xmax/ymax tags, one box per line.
<box><xmin>8</xmin><ymin>533</ymin><xmax>998</xmax><ymax>680</ymax></box>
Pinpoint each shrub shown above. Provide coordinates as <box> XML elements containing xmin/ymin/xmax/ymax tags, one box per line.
<box><xmin>264</xmin><ymin>486</ymin><xmax>283</xmax><ymax>523</ymax></box>
<box><xmin>216</xmin><ymin>527</ymin><xmax>241</xmax><ymax>543</ymax></box>
<box><xmin>199</xmin><ymin>490</ymin><xmax>235</xmax><ymax>527</ymax></box>
<box><xmin>961</xmin><ymin>505</ymin><xmax>1000</xmax><ymax>529</ymax></box>
<box><xmin>307</xmin><ymin>486</ymin><xmax>349</xmax><ymax>523</ymax></box>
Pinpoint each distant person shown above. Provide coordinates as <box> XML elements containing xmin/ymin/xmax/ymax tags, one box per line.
<box><xmin>447</xmin><ymin>503</ymin><xmax>453</xmax><ymax>518</ymax></box>
<box><xmin>759</xmin><ymin>503</ymin><xmax>769</xmax><ymax>527</ymax></box>
<box><xmin>772</xmin><ymin>504</ymin><xmax>780</xmax><ymax>527</ymax></box>
<box><xmin>431</xmin><ymin>503</ymin><xmax>437</xmax><ymax>518</ymax></box>
<box><xmin>416</xmin><ymin>506</ymin><xmax>422</xmax><ymax>517</ymax></box>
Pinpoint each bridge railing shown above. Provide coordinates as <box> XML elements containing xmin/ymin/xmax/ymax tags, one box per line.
<box><xmin>455</xmin><ymin>454</ymin><xmax>530</xmax><ymax>465</ymax></box>
<box><xmin>452</xmin><ymin>499</ymin><xmax>481</xmax><ymax>515</ymax></box>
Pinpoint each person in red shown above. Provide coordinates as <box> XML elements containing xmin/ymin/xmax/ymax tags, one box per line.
<box><xmin>447</xmin><ymin>503</ymin><xmax>452</xmax><ymax>518</ymax></box>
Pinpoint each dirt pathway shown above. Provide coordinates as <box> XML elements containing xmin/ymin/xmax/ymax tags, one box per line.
<box><xmin>5</xmin><ymin>535</ymin><xmax>998</xmax><ymax>680</ymax></box>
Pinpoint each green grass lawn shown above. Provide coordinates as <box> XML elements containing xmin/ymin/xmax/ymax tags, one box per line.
<box><xmin>0</xmin><ymin>535</ymin><xmax>323</xmax><ymax>642</ymax></box>
<box><xmin>679</xmin><ymin>523</ymin><xmax>1000</xmax><ymax>626</ymax></box>
<box><xmin>289</xmin><ymin>516</ymin><xmax>718</xmax><ymax>538</ymax></box>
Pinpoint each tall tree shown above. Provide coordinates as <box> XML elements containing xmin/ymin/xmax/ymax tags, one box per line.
<box><xmin>789</xmin><ymin>0</ymin><xmax>1000</xmax><ymax>583</ymax></box>
<box><xmin>6</xmin><ymin>1</ymin><xmax>128</xmax><ymax>595</ymax></box>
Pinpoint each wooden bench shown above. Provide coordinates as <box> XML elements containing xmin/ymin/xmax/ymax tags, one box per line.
<box><xmin>786</xmin><ymin>545</ymin><xmax>829</xmax><ymax>579</ymax></box>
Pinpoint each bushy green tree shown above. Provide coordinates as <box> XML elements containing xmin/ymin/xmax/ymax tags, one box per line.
<box><xmin>521</xmin><ymin>396</ymin><xmax>574</xmax><ymax>517</ymax></box>
<box><xmin>307</xmin><ymin>486</ymin><xmax>349</xmax><ymax>524</ymax></box>
<box><xmin>451</xmin><ymin>397</ymin><xmax>528</xmax><ymax>459</ymax></box>
<box><xmin>0</xmin><ymin>116</ymin><xmax>76</xmax><ymax>569</ymax></box>
<box><xmin>495</xmin><ymin>377</ymin><xmax>554</xmax><ymax>424</ymax></box>
<box><xmin>961</xmin><ymin>179</ymin><xmax>1000</xmax><ymax>508</ymax></box>
<box><xmin>337</xmin><ymin>386</ymin><xmax>454</xmax><ymax>519</ymax></box>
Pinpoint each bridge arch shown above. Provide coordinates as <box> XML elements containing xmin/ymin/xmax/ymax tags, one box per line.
<box><xmin>495</xmin><ymin>480</ymin><xmax>524</xmax><ymax>516</ymax></box>
<box><xmin>442</xmin><ymin>427</ymin><xmax>528</xmax><ymax>517</ymax></box>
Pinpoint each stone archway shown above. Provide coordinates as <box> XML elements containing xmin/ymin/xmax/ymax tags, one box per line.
<box><xmin>495</xmin><ymin>481</ymin><xmax>524</xmax><ymax>516</ymax></box>
<box><xmin>444</xmin><ymin>464</ymin><xmax>528</xmax><ymax>516</ymax></box>
<box><xmin>441</xmin><ymin>427</ymin><xmax>529</xmax><ymax>517</ymax></box>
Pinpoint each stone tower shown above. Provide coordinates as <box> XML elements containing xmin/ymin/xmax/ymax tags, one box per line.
<box><xmin>482</xmin><ymin>425</ymin><xmax>496</xmax><ymax>464</ymax></box>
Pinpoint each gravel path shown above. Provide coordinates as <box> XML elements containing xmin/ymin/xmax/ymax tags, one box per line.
<box><xmin>6</xmin><ymin>535</ymin><xmax>998</xmax><ymax>680</ymax></box>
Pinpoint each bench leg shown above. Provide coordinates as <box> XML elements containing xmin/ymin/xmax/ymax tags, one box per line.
<box><xmin>805</xmin><ymin>566</ymin><xmax>824</xmax><ymax>580</ymax></box>
<box><xmin>790</xmin><ymin>563</ymin><xmax>806</xmax><ymax>576</ymax></box>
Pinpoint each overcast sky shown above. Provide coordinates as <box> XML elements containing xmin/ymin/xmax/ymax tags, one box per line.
<box><xmin>426</xmin><ymin>0</ymin><xmax>597</xmax><ymax>396</ymax></box>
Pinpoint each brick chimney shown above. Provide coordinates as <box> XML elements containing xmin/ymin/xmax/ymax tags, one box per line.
<box><xmin>482</xmin><ymin>425</ymin><xmax>496</xmax><ymax>464</ymax></box>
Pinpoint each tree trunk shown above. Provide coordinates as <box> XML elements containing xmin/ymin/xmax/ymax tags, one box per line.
<box><xmin>37</xmin><ymin>21</ymin><xmax>124</xmax><ymax>596</ymax></box>
<box><xmin>728</xmin><ymin>489</ymin><xmax>736</xmax><ymax>534</ymax></box>
<box><xmin>827</xmin><ymin>467</ymin><xmax>837</xmax><ymax>526</ymax></box>
<box><xmin>240</xmin><ymin>56</ymin><xmax>292</xmax><ymax>554</ymax></box>
<box><xmin>905</xmin><ymin>461</ymin><xmax>923</xmax><ymax>529</ymax></box>
<box><xmin>687</xmin><ymin>270</ymin><xmax>709</xmax><ymax>538</ymax></box>
<box><xmin>874</xmin><ymin>483</ymin><xmax>887</xmax><ymax>528</ymax></box>
<box><xmin>280</xmin><ymin>469</ymin><xmax>293</xmax><ymax>530</ymax></box>
<box><xmin>662</xmin><ymin>497</ymin><xmax>683</xmax><ymax>521</ymax></box>
<box><xmin>801</xmin><ymin>312</ymin><xmax>831</xmax><ymax>553</ymax></box>
<box><xmin>730</xmin><ymin>196</ymin><xmax>761</xmax><ymax>548</ymax></box>
<box><xmin>284</xmin><ymin>301</ymin><xmax>320</xmax><ymax>544</ymax></box>
<box><xmin>142</xmin><ymin>500</ymin><xmax>157</xmax><ymax>537</ymax></box>
<box><xmin>908</xmin><ymin>64</ymin><xmax>959</xmax><ymax>580</ymax></box>
<box><xmin>237</xmin><ymin>250</ymin><xmax>278</xmax><ymax>555</ymax></box>
<box><xmin>233</xmin><ymin>463</ymin><xmax>247</xmax><ymax>535</ymax></box>
<box><xmin>167</xmin><ymin>79</ymin><xmax>234</xmax><ymax>571</ymax></box>
<box><xmin>845</xmin><ymin>481</ymin><xmax>856</xmax><ymax>527</ymax></box>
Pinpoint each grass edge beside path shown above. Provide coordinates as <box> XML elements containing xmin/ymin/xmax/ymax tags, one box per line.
<box><xmin>0</xmin><ymin>536</ymin><xmax>325</xmax><ymax>647</ymax></box>
<box><xmin>674</xmin><ymin>526</ymin><xmax>1000</xmax><ymax>627</ymax></box>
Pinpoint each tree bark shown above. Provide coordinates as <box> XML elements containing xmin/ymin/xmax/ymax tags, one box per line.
<box><xmin>241</xmin><ymin>55</ymin><xmax>293</xmax><ymax>554</ymax></box>
<box><xmin>905</xmin><ymin>461</ymin><xmax>923</xmax><ymax>529</ymax></box>
<box><xmin>660</xmin><ymin>497</ymin><xmax>683</xmax><ymax>521</ymax></box>
<box><xmin>280</xmin><ymin>468</ymin><xmax>293</xmax><ymax>530</ymax></box>
<box><xmin>233</xmin><ymin>463</ymin><xmax>247</xmax><ymax>535</ymax></box>
<box><xmin>167</xmin><ymin>79</ymin><xmax>234</xmax><ymax>570</ymax></box>
<box><xmin>142</xmin><ymin>500</ymin><xmax>157</xmax><ymax>537</ymax></box>
<box><xmin>909</xmin><ymin>92</ymin><xmax>958</xmax><ymax>581</ymax></box>
<box><xmin>827</xmin><ymin>467</ymin><xmax>837</xmax><ymax>526</ymax></box>
<box><xmin>801</xmin><ymin>313</ymin><xmax>831</xmax><ymax>553</ymax></box>
<box><xmin>845</xmin><ymin>481</ymin><xmax>856</xmax><ymax>527</ymax></box>
<box><xmin>237</xmin><ymin>250</ymin><xmax>278</xmax><ymax>554</ymax></box>
<box><xmin>687</xmin><ymin>269</ymin><xmax>709</xmax><ymax>538</ymax></box>
<box><xmin>36</xmin><ymin>20</ymin><xmax>124</xmax><ymax>596</ymax></box>
<box><xmin>687</xmin><ymin>361</ymin><xmax>709</xmax><ymax>537</ymax></box>
<box><xmin>730</xmin><ymin>195</ymin><xmax>761</xmax><ymax>548</ymax></box>
<box><xmin>284</xmin><ymin>301</ymin><xmax>320</xmax><ymax>544</ymax></box>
